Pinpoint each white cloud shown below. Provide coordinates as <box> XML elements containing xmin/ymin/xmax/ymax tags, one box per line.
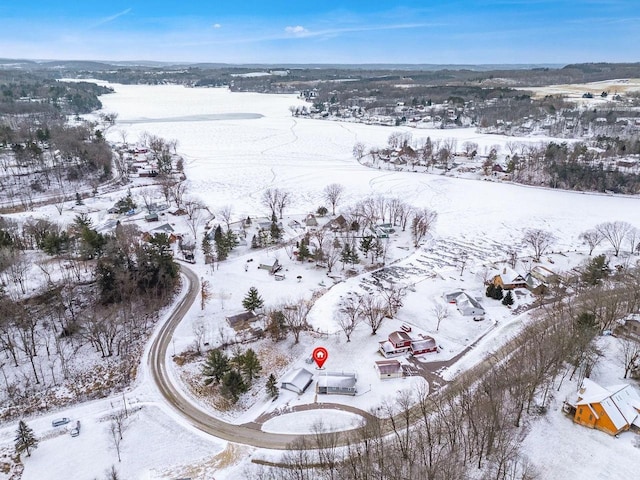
<box><xmin>91</xmin><ymin>8</ymin><xmax>132</xmax><ymax>28</ymax></box>
<box><xmin>213</xmin><ymin>23</ymin><xmax>221</xmax><ymax>29</ymax></box>
<box><xmin>284</xmin><ymin>25</ymin><xmax>308</xmax><ymax>36</ymax></box>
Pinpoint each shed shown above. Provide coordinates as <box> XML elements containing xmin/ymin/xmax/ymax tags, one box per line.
<box><xmin>280</xmin><ymin>368</ymin><xmax>314</xmax><ymax>395</ymax></box>
<box><xmin>316</xmin><ymin>372</ymin><xmax>357</xmax><ymax>396</ymax></box>
<box><xmin>411</xmin><ymin>336</ymin><xmax>438</xmax><ymax>356</ymax></box>
<box><xmin>225</xmin><ymin>310</ymin><xmax>258</xmax><ymax>330</ymax></box>
<box><xmin>375</xmin><ymin>359</ymin><xmax>403</xmax><ymax>379</ymax></box>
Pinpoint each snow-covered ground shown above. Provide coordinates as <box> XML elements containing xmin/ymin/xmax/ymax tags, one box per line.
<box><xmin>2</xmin><ymin>82</ymin><xmax>640</xmax><ymax>479</ymax></box>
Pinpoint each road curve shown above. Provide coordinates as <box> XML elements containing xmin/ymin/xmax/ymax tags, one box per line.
<box><xmin>148</xmin><ymin>263</ymin><xmax>524</xmax><ymax>451</ymax></box>
<box><xmin>148</xmin><ymin>264</ymin><xmax>305</xmax><ymax>449</ymax></box>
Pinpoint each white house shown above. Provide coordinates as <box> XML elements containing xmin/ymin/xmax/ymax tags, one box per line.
<box><xmin>280</xmin><ymin>368</ymin><xmax>314</xmax><ymax>395</ymax></box>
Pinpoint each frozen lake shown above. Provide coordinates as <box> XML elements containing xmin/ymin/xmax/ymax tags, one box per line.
<box><xmin>99</xmin><ymin>83</ymin><xmax>640</xmax><ymax>247</ymax></box>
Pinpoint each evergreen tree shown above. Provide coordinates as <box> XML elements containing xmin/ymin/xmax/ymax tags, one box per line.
<box><xmin>239</xmin><ymin>349</ymin><xmax>262</xmax><ymax>381</ymax></box>
<box><xmin>316</xmin><ymin>206</ymin><xmax>328</xmax><ymax>216</ymax></box>
<box><xmin>581</xmin><ymin>254</ymin><xmax>611</xmax><ymax>286</ymax></box>
<box><xmin>202</xmin><ymin>349</ymin><xmax>230</xmax><ymax>385</ymax></box>
<box><xmin>75</xmin><ymin>192</ymin><xmax>83</xmax><ymax>205</ymax></box>
<box><xmin>270</xmin><ymin>220</ymin><xmax>281</xmax><ymax>243</ymax></box>
<box><xmin>14</xmin><ymin>420</ymin><xmax>38</xmax><ymax>457</ymax></box>
<box><xmin>221</xmin><ymin>370</ymin><xmax>248</xmax><ymax>403</ymax></box>
<box><xmin>245</xmin><ymin>216</ymin><xmax>252</xmax><ymax>226</ymax></box>
<box><xmin>242</xmin><ymin>287</ymin><xmax>264</xmax><ymax>311</ymax></box>
<box><xmin>486</xmin><ymin>283</ymin><xmax>496</xmax><ymax>298</ymax></box>
<box><xmin>266</xmin><ymin>373</ymin><xmax>279</xmax><ymax>399</ymax></box>
<box><xmin>492</xmin><ymin>285</ymin><xmax>504</xmax><ymax>301</ymax></box>
<box><xmin>341</xmin><ymin>244</ymin><xmax>353</xmax><ymax>268</ymax></box>
<box><xmin>359</xmin><ymin>235</ymin><xmax>374</xmax><ymax>257</ymax></box>
<box><xmin>214</xmin><ymin>225</ymin><xmax>229</xmax><ymax>261</ymax></box>
<box><xmin>502</xmin><ymin>290</ymin><xmax>514</xmax><ymax>306</ymax></box>
<box><xmin>251</xmin><ymin>234</ymin><xmax>259</xmax><ymax>249</ymax></box>
<box><xmin>201</xmin><ymin>234</ymin><xmax>212</xmax><ymax>257</ymax></box>
<box><xmin>297</xmin><ymin>239</ymin><xmax>311</xmax><ymax>261</ymax></box>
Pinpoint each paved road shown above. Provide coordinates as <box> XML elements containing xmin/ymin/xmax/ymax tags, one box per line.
<box><xmin>148</xmin><ymin>263</ymin><xmax>533</xmax><ymax>451</ymax></box>
<box><xmin>148</xmin><ymin>265</ymin><xmax>321</xmax><ymax>449</ymax></box>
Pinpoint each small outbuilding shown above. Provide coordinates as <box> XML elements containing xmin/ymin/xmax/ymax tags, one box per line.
<box><xmin>375</xmin><ymin>359</ymin><xmax>403</xmax><ymax>379</ymax></box>
<box><xmin>280</xmin><ymin>368</ymin><xmax>314</xmax><ymax>395</ymax></box>
<box><xmin>225</xmin><ymin>310</ymin><xmax>259</xmax><ymax>330</ymax></box>
<box><xmin>411</xmin><ymin>336</ymin><xmax>438</xmax><ymax>356</ymax></box>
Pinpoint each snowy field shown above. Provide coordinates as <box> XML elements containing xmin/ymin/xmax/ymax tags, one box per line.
<box><xmin>97</xmin><ymin>83</ymin><xmax>640</xmax><ymax>247</ymax></box>
<box><xmin>2</xmin><ymin>82</ymin><xmax>640</xmax><ymax>480</ymax></box>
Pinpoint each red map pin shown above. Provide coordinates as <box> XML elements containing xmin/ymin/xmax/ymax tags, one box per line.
<box><xmin>312</xmin><ymin>347</ymin><xmax>328</xmax><ymax>369</ymax></box>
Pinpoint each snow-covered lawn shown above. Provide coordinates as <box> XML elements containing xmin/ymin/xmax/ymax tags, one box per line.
<box><xmin>261</xmin><ymin>409</ymin><xmax>363</xmax><ymax>434</ymax></box>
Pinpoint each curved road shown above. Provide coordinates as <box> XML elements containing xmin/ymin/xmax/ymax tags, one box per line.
<box><xmin>149</xmin><ymin>264</ymin><xmax>308</xmax><ymax>449</ymax></box>
<box><xmin>148</xmin><ymin>263</ymin><xmax>528</xmax><ymax>451</ymax></box>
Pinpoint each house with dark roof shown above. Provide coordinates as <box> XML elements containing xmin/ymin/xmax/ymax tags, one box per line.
<box><xmin>225</xmin><ymin>310</ymin><xmax>259</xmax><ymax>330</ymax></box>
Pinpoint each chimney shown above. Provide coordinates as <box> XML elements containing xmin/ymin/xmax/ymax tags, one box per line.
<box><xmin>503</xmin><ymin>267</ymin><xmax>506</xmax><ymax>274</ymax></box>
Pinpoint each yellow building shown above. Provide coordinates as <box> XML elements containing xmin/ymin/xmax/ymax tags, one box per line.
<box><xmin>567</xmin><ymin>379</ymin><xmax>640</xmax><ymax>436</ymax></box>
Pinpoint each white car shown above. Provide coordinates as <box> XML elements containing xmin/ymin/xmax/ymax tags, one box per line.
<box><xmin>70</xmin><ymin>421</ymin><xmax>81</xmax><ymax>437</ymax></box>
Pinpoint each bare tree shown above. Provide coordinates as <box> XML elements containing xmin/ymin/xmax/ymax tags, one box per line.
<box><xmin>411</xmin><ymin>208</ymin><xmax>438</xmax><ymax>247</ymax></box>
<box><xmin>596</xmin><ymin>221</ymin><xmax>633</xmax><ymax>257</ymax></box>
<box><xmin>626</xmin><ymin>227</ymin><xmax>639</xmax><ymax>255</ymax></box>
<box><xmin>378</xmin><ymin>284</ymin><xmax>407</xmax><ymax>319</ymax></box>
<box><xmin>281</xmin><ymin>299</ymin><xmax>311</xmax><ymax>343</ymax></box>
<box><xmin>338</xmin><ymin>296</ymin><xmax>362</xmax><ymax>342</ymax></box>
<box><xmin>323</xmin><ymin>183</ymin><xmax>345</xmax><ymax>216</ymax></box>
<box><xmin>522</xmin><ymin>228</ymin><xmax>556</xmax><ymax>262</ymax></box>
<box><xmin>360</xmin><ymin>295</ymin><xmax>387</xmax><ymax>335</ymax></box>
<box><xmin>139</xmin><ymin>187</ymin><xmax>155</xmax><ymax>213</ymax></box>
<box><xmin>433</xmin><ymin>303</ymin><xmax>449</xmax><ymax>331</ymax></box>
<box><xmin>261</xmin><ymin>188</ymin><xmax>280</xmax><ymax>219</ymax></box>
<box><xmin>352</xmin><ymin>142</ymin><xmax>365</xmax><ymax>160</ymax></box>
<box><xmin>171</xmin><ymin>182</ymin><xmax>188</xmax><ymax>209</ymax></box>
<box><xmin>218</xmin><ymin>204</ymin><xmax>233</xmax><ymax>231</ymax></box>
<box><xmin>184</xmin><ymin>198</ymin><xmax>208</xmax><ymax>242</ymax></box>
<box><xmin>619</xmin><ymin>337</ymin><xmax>640</xmax><ymax>379</ymax></box>
<box><xmin>276</xmin><ymin>190</ymin><xmax>291</xmax><ymax>219</ymax></box>
<box><xmin>109</xmin><ymin>410</ymin><xmax>128</xmax><ymax>462</ymax></box>
<box><xmin>579</xmin><ymin>229</ymin><xmax>604</xmax><ymax>256</ymax></box>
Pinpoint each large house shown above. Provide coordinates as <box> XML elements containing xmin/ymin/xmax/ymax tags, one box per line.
<box><xmin>379</xmin><ymin>331</ymin><xmax>413</xmax><ymax>358</ymax></box>
<box><xmin>492</xmin><ymin>267</ymin><xmax>528</xmax><ymax>290</ymax></box>
<box><xmin>444</xmin><ymin>291</ymin><xmax>485</xmax><ymax>317</ymax></box>
<box><xmin>316</xmin><ymin>372</ymin><xmax>357</xmax><ymax>395</ymax></box>
<box><xmin>379</xmin><ymin>331</ymin><xmax>438</xmax><ymax>358</ymax></box>
<box><xmin>564</xmin><ymin>379</ymin><xmax>640</xmax><ymax>435</ymax></box>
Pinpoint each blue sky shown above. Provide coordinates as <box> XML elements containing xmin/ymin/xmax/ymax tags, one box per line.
<box><xmin>1</xmin><ymin>1</ymin><xmax>638</xmax><ymax>64</ymax></box>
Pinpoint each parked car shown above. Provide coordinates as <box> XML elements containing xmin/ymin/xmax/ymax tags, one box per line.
<box><xmin>70</xmin><ymin>421</ymin><xmax>81</xmax><ymax>437</ymax></box>
<box><xmin>52</xmin><ymin>418</ymin><xmax>70</xmax><ymax>427</ymax></box>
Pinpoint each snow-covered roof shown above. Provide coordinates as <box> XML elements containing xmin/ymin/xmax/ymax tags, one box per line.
<box><xmin>574</xmin><ymin>379</ymin><xmax>640</xmax><ymax>431</ymax></box>
<box><xmin>280</xmin><ymin>368</ymin><xmax>314</xmax><ymax>394</ymax></box>
<box><xmin>375</xmin><ymin>359</ymin><xmax>402</xmax><ymax>375</ymax></box>
<box><xmin>317</xmin><ymin>372</ymin><xmax>357</xmax><ymax>389</ymax></box>
<box><xmin>411</xmin><ymin>337</ymin><xmax>437</xmax><ymax>351</ymax></box>
<box><xmin>494</xmin><ymin>266</ymin><xmax>526</xmax><ymax>284</ymax></box>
